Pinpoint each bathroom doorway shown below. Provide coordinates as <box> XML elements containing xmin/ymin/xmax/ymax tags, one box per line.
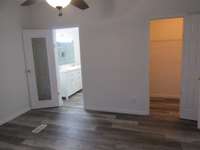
<box><xmin>54</xmin><ymin>27</ymin><xmax>84</xmax><ymax>108</ymax></box>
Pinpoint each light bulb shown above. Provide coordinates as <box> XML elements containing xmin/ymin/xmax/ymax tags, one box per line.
<box><xmin>46</xmin><ymin>0</ymin><xmax>71</xmax><ymax>8</ymax></box>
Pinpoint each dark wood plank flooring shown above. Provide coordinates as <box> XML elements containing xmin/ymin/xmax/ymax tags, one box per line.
<box><xmin>0</xmin><ymin>96</ymin><xmax>199</xmax><ymax>150</ymax></box>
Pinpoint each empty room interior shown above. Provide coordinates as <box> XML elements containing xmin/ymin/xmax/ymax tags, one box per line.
<box><xmin>1</xmin><ymin>0</ymin><xmax>200</xmax><ymax>149</ymax></box>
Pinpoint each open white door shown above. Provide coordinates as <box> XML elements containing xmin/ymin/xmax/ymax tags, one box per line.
<box><xmin>23</xmin><ymin>30</ymin><xmax>60</xmax><ymax>109</ymax></box>
<box><xmin>181</xmin><ymin>14</ymin><xmax>200</xmax><ymax>128</ymax></box>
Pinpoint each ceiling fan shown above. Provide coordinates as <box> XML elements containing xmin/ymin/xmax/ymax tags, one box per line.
<box><xmin>21</xmin><ymin>0</ymin><xmax>89</xmax><ymax>16</ymax></box>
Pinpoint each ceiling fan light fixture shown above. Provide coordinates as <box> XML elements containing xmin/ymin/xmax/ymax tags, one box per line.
<box><xmin>46</xmin><ymin>0</ymin><xmax>72</xmax><ymax>8</ymax></box>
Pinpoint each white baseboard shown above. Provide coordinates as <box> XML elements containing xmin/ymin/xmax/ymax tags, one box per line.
<box><xmin>84</xmin><ymin>105</ymin><xmax>149</xmax><ymax>116</ymax></box>
<box><xmin>150</xmin><ymin>93</ymin><xmax>180</xmax><ymax>99</ymax></box>
<box><xmin>0</xmin><ymin>106</ymin><xmax>30</xmax><ymax>126</ymax></box>
<box><xmin>180</xmin><ymin>108</ymin><xmax>197</xmax><ymax>121</ymax></box>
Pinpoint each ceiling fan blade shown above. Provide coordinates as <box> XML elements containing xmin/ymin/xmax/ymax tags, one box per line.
<box><xmin>70</xmin><ymin>0</ymin><xmax>89</xmax><ymax>10</ymax></box>
<box><xmin>21</xmin><ymin>0</ymin><xmax>36</xmax><ymax>6</ymax></box>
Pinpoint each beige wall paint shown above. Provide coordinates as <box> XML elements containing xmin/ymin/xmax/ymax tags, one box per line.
<box><xmin>150</xmin><ymin>18</ymin><xmax>183</xmax><ymax>98</ymax></box>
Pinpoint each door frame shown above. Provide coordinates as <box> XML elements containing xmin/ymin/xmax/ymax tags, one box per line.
<box><xmin>52</xmin><ymin>27</ymin><xmax>84</xmax><ymax>102</ymax></box>
<box><xmin>148</xmin><ymin>16</ymin><xmax>184</xmax><ymax>119</ymax></box>
<box><xmin>148</xmin><ymin>15</ymin><xmax>200</xmax><ymax>129</ymax></box>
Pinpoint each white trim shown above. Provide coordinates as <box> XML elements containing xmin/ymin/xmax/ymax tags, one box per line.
<box><xmin>31</xmin><ymin>100</ymin><xmax>59</xmax><ymax>109</ymax></box>
<box><xmin>180</xmin><ymin>108</ymin><xmax>197</xmax><ymax>121</ymax></box>
<box><xmin>149</xmin><ymin>17</ymin><xmax>187</xmax><ymax>120</ymax></box>
<box><xmin>0</xmin><ymin>106</ymin><xmax>30</xmax><ymax>126</ymax></box>
<box><xmin>85</xmin><ymin>106</ymin><xmax>149</xmax><ymax>116</ymax></box>
<box><xmin>198</xmin><ymin>95</ymin><xmax>200</xmax><ymax>128</ymax></box>
<box><xmin>181</xmin><ymin>15</ymin><xmax>199</xmax><ymax>122</ymax></box>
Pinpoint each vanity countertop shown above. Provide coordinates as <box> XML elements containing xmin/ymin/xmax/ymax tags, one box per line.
<box><xmin>59</xmin><ymin>65</ymin><xmax>81</xmax><ymax>73</ymax></box>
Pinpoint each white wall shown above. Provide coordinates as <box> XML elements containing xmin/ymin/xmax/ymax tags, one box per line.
<box><xmin>23</xmin><ymin>0</ymin><xmax>200</xmax><ymax>116</ymax></box>
<box><xmin>0</xmin><ymin>0</ymin><xmax>30</xmax><ymax>125</ymax></box>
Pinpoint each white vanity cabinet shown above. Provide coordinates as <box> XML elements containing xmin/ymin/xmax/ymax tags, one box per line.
<box><xmin>59</xmin><ymin>67</ymin><xmax>82</xmax><ymax>98</ymax></box>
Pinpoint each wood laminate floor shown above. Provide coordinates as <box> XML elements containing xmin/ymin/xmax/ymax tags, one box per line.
<box><xmin>0</xmin><ymin>96</ymin><xmax>199</xmax><ymax>149</ymax></box>
<box><xmin>63</xmin><ymin>91</ymin><xmax>84</xmax><ymax>108</ymax></box>
<box><xmin>150</xmin><ymin>97</ymin><xmax>180</xmax><ymax>120</ymax></box>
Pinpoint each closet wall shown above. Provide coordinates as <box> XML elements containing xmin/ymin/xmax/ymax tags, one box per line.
<box><xmin>150</xmin><ymin>18</ymin><xmax>183</xmax><ymax>98</ymax></box>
